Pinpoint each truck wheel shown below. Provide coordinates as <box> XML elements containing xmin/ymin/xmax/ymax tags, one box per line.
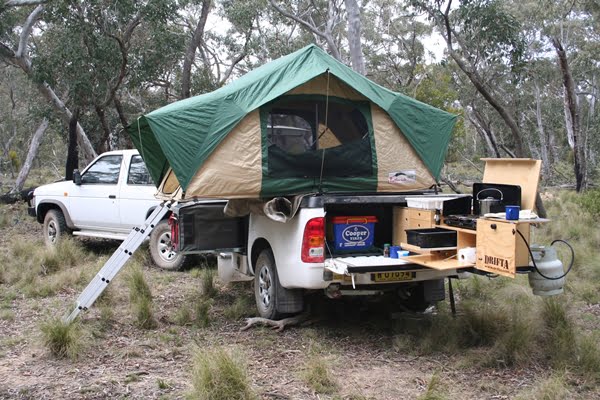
<box><xmin>254</xmin><ymin>249</ymin><xmax>282</xmax><ymax>319</ymax></box>
<box><xmin>149</xmin><ymin>220</ymin><xmax>186</xmax><ymax>271</ymax></box>
<box><xmin>43</xmin><ymin>209</ymin><xmax>69</xmax><ymax>247</ymax></box>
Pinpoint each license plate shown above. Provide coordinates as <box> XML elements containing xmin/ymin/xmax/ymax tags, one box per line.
<box><xmin>372</xmin><ymin>271</ymin><xmax>415</xmax><ymax>282</ymax></box>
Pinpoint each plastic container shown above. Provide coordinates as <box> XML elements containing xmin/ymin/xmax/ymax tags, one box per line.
<box><xmin>390</xmin><ymin>246</ymin><xmax>401</xmax><ymax>258</ymax></box>
<box><xmin>331</xmin><ymin>216</ymin><xmax>378</xmax><ymax>251</ymax></box>
<box><xmin>405</xmin><ymin>228</ymin><xmax>456</xmax><ymax>248</ymax></box>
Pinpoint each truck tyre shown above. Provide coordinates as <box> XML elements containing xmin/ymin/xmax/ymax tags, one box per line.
<box><xmin>43</xmin><ymin>209</ymin><xmax>69</xmax><ymax>247</ymax></box>
<box><xmin>149</xmin><ymin>220</ymin><xmax>186</xmax><ymax>271</ymax></box>
<box><xmin>254</xmin><ymin>249</ymin><xmax>304</xmax><ymax>319</ymax></box>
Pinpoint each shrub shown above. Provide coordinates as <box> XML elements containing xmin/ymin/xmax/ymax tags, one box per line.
<box><xmin>194</xmin><ymin>298</ymin><xmax>212</xmax><ymax>328</ymax></box>
<box><xmin>189</xmin><ymin>347</ymin><xmax>255</xmax><ymax>400</ymax></box>
<box><xmin>41</xmin><ymin>318</ymin><xmax>84</xmax><ymax>359</ymax></box>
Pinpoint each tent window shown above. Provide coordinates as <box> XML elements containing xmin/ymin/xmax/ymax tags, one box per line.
<box><xmin>264</xmin><ymin>97</ymin><xmax>373</xmax><ymax>178</ymax></box>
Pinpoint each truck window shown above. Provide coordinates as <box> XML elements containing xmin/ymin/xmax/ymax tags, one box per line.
<box><xmin>81</xmin><ymin>155</ymin><xmax>122</xmax><ymax>184</ymax></box>
<box><xmin>127</xmin><ymin>155</ymin><xmax>154</xmax><ymax>185</ymax></box>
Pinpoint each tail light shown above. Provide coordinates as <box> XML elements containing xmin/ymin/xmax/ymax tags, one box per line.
<box><xmin>168</xmin><ymin>213</ymin><xmax>179</xmax><ymax>251</ymax></box>
<box><xmin>301</xmin><ymin>217</ymin><xmax>325</xmax><ymax>263</ymax></box>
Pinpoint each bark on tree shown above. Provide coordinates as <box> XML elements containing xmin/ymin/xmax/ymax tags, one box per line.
<box><xmin>533</xmin><ymin>81</ymin><xmax>550</xmax><ymax>178</ymax></box>
<box><xmin>95</xmin><ymin>105</ymin><xmax>112</xmax><ymax>153</ymax></box>
<box><xmin>344</xmin><ymin>0</ymin><xmax>365</xmax><ymax>75</ymax></box>
<box><xmin>65</xmin><ymin>109</ymin><xmax>79</xmax><ymax>181</ymax></box>
<box><xmin>10</xmin><ymin>118</ymin><xmax>48</xmax><ymax>194</ymax></box>
<box><xmin>181</xmin><ymin>0</ymin><xmax>211</xmax><ymax>99</ymax></box>
<box><xmin>551</xmin><ymin>37</ymin><xmax>587</xmax><ymax>192</ymax></box>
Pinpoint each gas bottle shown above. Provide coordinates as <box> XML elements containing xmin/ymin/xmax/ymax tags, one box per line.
<box><xmin>528</xmin><ymin>245</ymin><xmax>565</xmax><ymax>296</ymax></box>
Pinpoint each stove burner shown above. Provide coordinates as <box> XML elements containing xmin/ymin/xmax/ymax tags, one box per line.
<box><xmin>443</xmin><ymin>214</ymin><xmax>478</xmax><ymax>230</ymax></box>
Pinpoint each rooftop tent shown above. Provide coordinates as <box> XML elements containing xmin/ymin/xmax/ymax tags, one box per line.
<box><xmin>127</xmin><ymin>44</ymin><xmax>457</xmax><ymax>199</ymax></box>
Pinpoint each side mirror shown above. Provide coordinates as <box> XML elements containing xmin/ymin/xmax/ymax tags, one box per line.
<box><xmin>73</xmin><ymin>169</ymin><xmax>82</xmax><ymax>185</ymax></box>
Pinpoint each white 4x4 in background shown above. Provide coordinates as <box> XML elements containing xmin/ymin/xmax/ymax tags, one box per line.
<box><xmin>29</xmin><ymin>149</ymin><xmax>185</xmax><ymax>270</ymax></box>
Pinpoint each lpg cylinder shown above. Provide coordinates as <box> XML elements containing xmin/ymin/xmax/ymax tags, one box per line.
<box><xmin>528</xmin><ymin>245</ymin><xmax>565</xmax><ymax>296</ymax></box>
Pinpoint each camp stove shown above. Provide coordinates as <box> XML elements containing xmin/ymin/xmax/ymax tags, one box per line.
<box><xmin>443</xmin><ymin>214</ymin><xmax>479</xmax><ymax>230</ymax></box>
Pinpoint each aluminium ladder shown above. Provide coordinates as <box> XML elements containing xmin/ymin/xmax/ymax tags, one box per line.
<box><xmin>64</xmin><ymin>201</ymin><xmax>174</xmax><ymax>323</ymax></box>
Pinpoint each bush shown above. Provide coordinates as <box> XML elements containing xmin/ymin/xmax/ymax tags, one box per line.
<box><xmin>189</xmin><ymin>347</ymin><xmax>255</xmax><ymax>400</ymax></box>
<box><xmin>41</xmin><ymin>318</ymin><xmax>84</xmax><ymax>359</ymax></box>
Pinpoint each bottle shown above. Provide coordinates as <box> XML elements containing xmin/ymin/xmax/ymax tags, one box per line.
<box><xmin>383</xmin><ymin>243</ymin><xmax>390</xmax><ymax>257</ymax></box>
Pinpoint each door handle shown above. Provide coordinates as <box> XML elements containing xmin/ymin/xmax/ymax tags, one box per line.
<box><xmin>108</xmin><ymin>195</ymin><xmax>116</xmax><ymax>199</ymax></box>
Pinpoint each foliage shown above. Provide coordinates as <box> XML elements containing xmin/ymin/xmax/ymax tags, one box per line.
<box><xmin>189</xmin><ymin>347</ymin><xmax>256</xmax><ymax>400</ymax></box>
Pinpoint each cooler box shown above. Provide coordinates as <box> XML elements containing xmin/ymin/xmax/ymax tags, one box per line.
<box><xmin>330</xmin><ymin>216</ymin><xmax>378</xmax><ymax>251</ymax></box>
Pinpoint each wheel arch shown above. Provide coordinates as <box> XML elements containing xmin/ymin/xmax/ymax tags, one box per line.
<box><xmin>37</xmin><ymin>200</ymin><xmax>75</xmax><ymax>229</ymax></box>
<box><xmin>250</xmin><ymin>238</ymin><xmax>271</xmax><ymax>275</ymax></box>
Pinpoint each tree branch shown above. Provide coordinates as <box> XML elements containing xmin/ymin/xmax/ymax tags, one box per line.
<box><xmin>16</xmin><ymin>4</ymin><xmax>43</xmax><ymax>58</ymax></box>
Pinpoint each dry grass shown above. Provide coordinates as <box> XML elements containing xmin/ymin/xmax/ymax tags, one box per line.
<box><xmin>200</xmin><ymin>268</ymin><xmax>218</xmax><ymax>298</ymax></box>
<box><xmin>126</xmin><ymin>264</ymin><xmax>156</xmax><ymax>329</ymax></box>
<box><xmin>40</xmin><ymin>318</ymin><xmax>85</xmax><ymax>359</ymax></box>
<box><xmin>300</xmin><ymin>343</ymin><xmax>338</xmax><ymax>395</ymax></box>
<box><xmin>189</xmin><ymin>347</ymin><xmax>256</xmax><ymax>400</ymax></box>
<box><xmin>418</xmin><ymin>372</ymin><xmax>447</xmax><ymax>400</ymax></box>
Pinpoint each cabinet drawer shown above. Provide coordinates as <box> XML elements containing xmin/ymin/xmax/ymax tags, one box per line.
<box><xmin>408</xmin><ymin>208</ymin><xmax>435</xmax><ymax>223</ymax></box>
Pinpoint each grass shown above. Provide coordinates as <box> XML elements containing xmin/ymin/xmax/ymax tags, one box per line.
<box><xmin>126</xmin><ymin>264</ymin><xmax>156</xmax><ymax>329</ymax></box>
<box><xmin>301</xmin><ymin>344</ymin><xmax>338</xmax><ymax>395</ymax></box>
<box><xmin>200</xmin><ymin>268</ymin><xmax>218</xmax><ymax>298</ymax></box>
<box><xmin>194</xmin><ymin>298</ymin><xmax>212</xmax><ymax>328</ymax></box>
<box><xmin>223</xmin><ymin>295</ymin><xmax>254</xmax><ymax>320</ymax></box>
<box><xmin>189</xmin><ymin>347</ymin><xmax>255</xmax><ymax>400</ymax></box>
<box><xmin>40</xmin><ymin>318</ymin><xmax>85</xmax><ymax>359</ymax></box>
<box><xmin>418</xmin><ymin>372</ymin><xmax>447</xmax><ymax>400</ymax></box>
<box><xmin>515</xmin><ymin>373</ymin><xmax>571</xmax><ymax>400</ymax></box>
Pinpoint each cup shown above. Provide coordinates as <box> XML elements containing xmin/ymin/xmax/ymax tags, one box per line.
<box><xmin>390</xmin><ymin>246</ymin><xmax>401</xmax><ymax>258</ymax></box>
<box><xmin>505</xmin><ymin>205</ymin><xmax>520</xmax><ymax>221</ymax></box>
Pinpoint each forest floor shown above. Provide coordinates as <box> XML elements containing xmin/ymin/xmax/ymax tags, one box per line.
<box><xmin>0</xmin><ymin>189</ymin><xmax>599</xmax><ymax>399</ymax></box>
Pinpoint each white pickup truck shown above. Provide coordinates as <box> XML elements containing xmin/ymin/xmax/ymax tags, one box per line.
<box><xmin>169</xmin><ymin>194</ymin><xmax>460</xmax><ymax>319</ymax></box>
<box><xmin>28</xmin><ymin>149</ymin><xmax>185</xmax><ymax>270</ymax></box>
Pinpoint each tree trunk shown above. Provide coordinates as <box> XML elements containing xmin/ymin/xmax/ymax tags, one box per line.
<box><xmin>533</xmin><ymin>81</ymin><xmax>550</xmax><ymax>179</ymax></box>
<box><xmin>552</xmin><ymin>37</ymin><xmax>587</xmax><ymax>192</ymax></box>
<box><xmin>65</xmin><ymin>109</ymin><xmax>80</xmax><ymax>180</ymax></box>
<box><xmin>11</xmin><ymin>118</ymin><xmax>48</xmax><ymax>193</ymax></box>
<box><xmin>181</xmin><ymin>0</ymin><xmax>212</xmax><ymax>99</ymax></box>
<box><xmin>95</xmin><ymin>105</ymin><xmax>112</xmax><ymax>153</ymax></box>
<box><xmin>114</xmin><ymin>96</ymin><xmax>132</xmax><ymax>148</ymax></box>
<box><xmin>35</xmin><ymin>81</ymin><xmax>97</xmax><ymax>163</ymax></box>
<box><xmin>344</xmin><ymin>0</ymin><xmax>365</xmax><ymax>75</ymax></box>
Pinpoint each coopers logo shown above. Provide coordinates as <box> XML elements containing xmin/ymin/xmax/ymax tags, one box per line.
<box><xmin>342</xmin><ymin>225</ymin><xmax>370</xmax><ymax>246</ymax></box>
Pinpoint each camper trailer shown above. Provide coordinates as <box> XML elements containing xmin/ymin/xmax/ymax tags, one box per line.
<box><xmin>66</xmin><ymin>45</ymin><xmax>563</xmax><ymax>323</ymax></box>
